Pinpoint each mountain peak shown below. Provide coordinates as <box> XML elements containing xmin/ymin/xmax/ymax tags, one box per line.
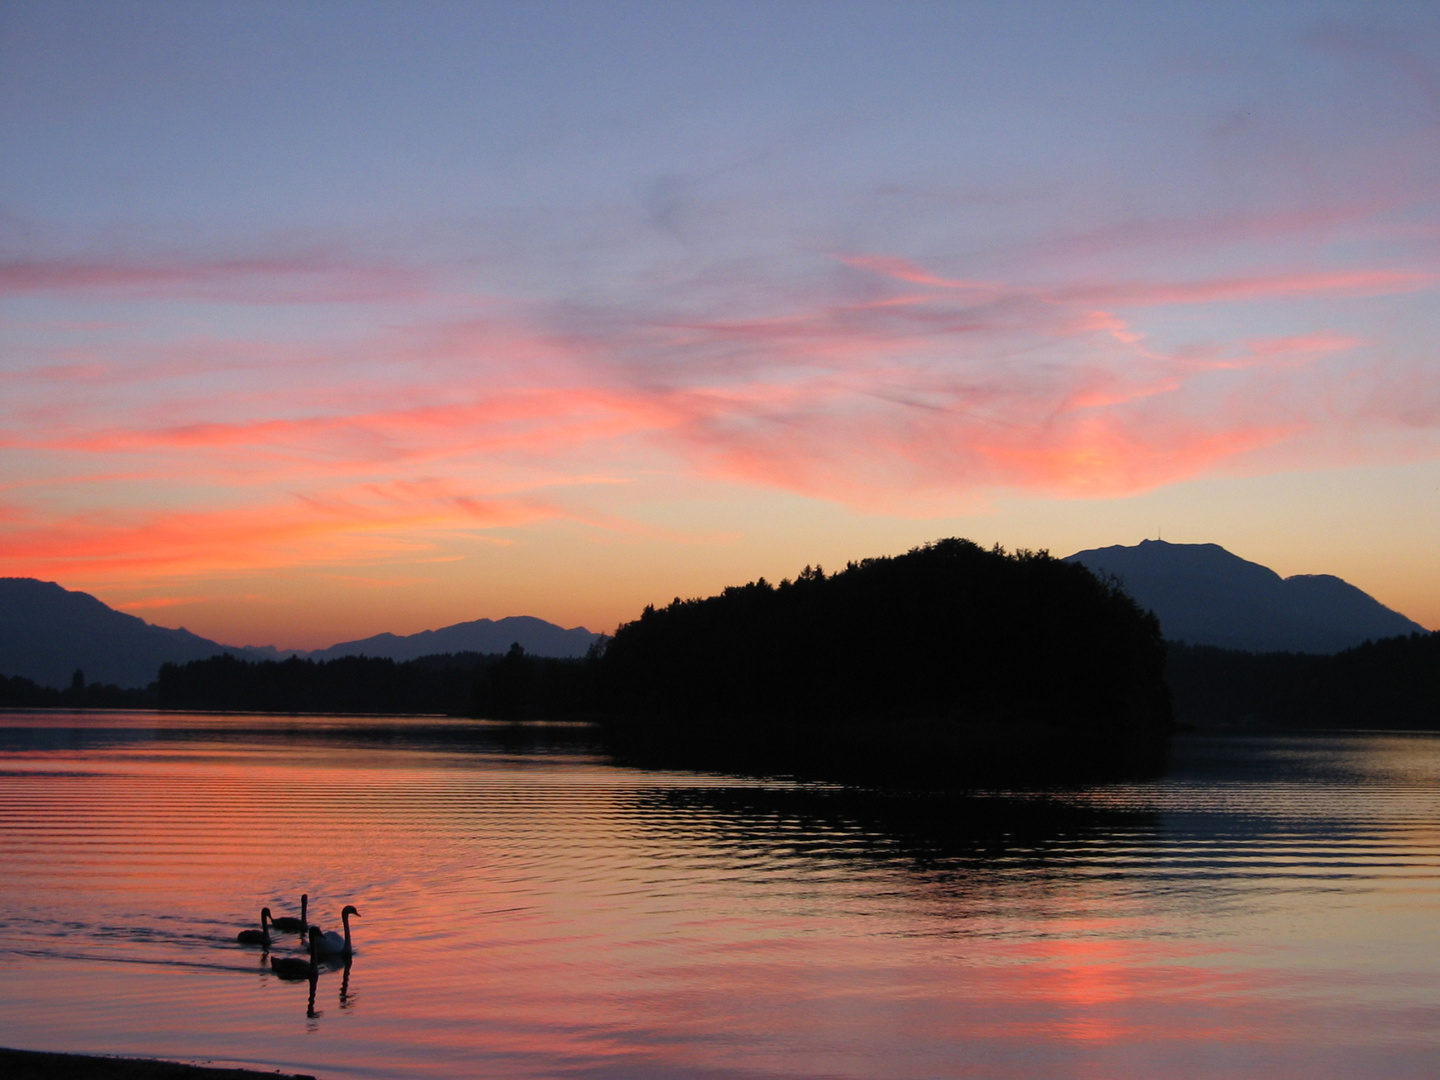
<box><xmin>0</xmin><ymin>578</ymin><xmax>242</xmax><ymax>688</ymax></box>
<box><xmin>1064</xmin><ymin>542</ymin><xmax>1424</xmax><ymax>653</ymax></box>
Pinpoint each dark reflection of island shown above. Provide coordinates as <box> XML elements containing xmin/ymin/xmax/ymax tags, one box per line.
<box><xmin>619</xmin><ymin>732</ymin><xmax>1426</xmax><ymax>925</ymax></box>
<box><xmin>622</xmin><ymin>781</ymin><xmax>1162</xmax><ymax>911</ymax></box>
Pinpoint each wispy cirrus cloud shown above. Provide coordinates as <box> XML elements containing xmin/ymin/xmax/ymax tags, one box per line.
<box><xmin>843</xmin><ymin>254</ymin><xmax>1437</xmax><ymax>308</ymax></box>
<box><xmin>57</xmin><ymin>386</ymin><xmax>681</xmax><ymax>465</ymax></box>
<box><xmin>4</xmin><ymin>234</ymin><xmax>1438</xmax><ymax>578</ymax></box>
<box><xmin>0</xmin><ymin>251</ymin><xmax>422</xmax><ymax>303</ymax></box>
<box><xmin>576</xmin><ymin>252</ymin><xmax>1433</xmax><ymax>506</ymax></box>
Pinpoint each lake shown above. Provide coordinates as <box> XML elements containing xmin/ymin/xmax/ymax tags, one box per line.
<box><xmin>1</xmin><ymin>712</ymin><xmax>1438</xmax><ymax>1079</ymax></box>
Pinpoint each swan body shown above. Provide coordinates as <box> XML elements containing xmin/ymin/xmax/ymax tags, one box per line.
<box><xmin>270</xmin><ymin>894</ymin><xmax>308</xmax><ymax>933</ymax></box>
<box><xmin>236</xmin><ymin>907</ymin><xmax>272</xmax><ymax>946</ymax></box>
<box><xmin>270</xmin><ymin>932</ymin><xmax>320</xmax><ymax>980</ymax></box>
<box><xmin>310</xmin><ymin>905</ymin><xmax>360</xmax><ymax>956</ymax></box>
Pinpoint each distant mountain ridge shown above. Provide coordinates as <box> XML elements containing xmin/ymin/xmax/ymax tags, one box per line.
<box><xmin>0</xmin><ymin>578</ymin><xmax>252</xmax><ymax>689</ymax></box>
<box><xmin>0</xmin><ymin>578</ymin><xmax>600</xmax><ymax>689</ymax></box>
<box><xmin>306</xmin><ymin>617</ymin><xmax>599</xmax><ymax>663</ymax></box>
<box><xmin>1063</xmin><ymin>540</ymin><xmax>1426</xmax><ymax>654</ymax></box>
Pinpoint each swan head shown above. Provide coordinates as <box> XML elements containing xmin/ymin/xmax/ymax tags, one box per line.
<box><xmin>260</xmin><ymin>907</ymin><xmax>272</xmax><ymax>924</ymax></box>
<box><xmin>342</xmin><ymin>905</ymin><xmax>360</xmax><ymax>920</ymax></box>
<box><xmin>300</xmin><ymin>894</ymin><xmax>308</xmax><ymax>916</ymax></box>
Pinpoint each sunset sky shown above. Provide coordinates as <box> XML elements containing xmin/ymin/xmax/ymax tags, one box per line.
<box><xmin>2</xmin><ymin>1</ymin><xmax>1439</xmax><ymax>648</ymax></box>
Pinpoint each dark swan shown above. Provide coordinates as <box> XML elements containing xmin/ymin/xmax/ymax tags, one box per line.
<box><xmin>270</xmin><ymin>893</ymin><xmax>308</xmax><ymax>933</ymax></box>
<box><xmin>270</xmin><ymin>930</ymin><xmax>320</xmax><ymax>980</ymax></box>
<box><xmin>236</xmin><ymin>907</ymin><xmax>273</xmax><ymax>946</ymax></box>
<box><xmin>311</xmin><ymin>905</ymin><xmax>360</xmax><ymax>956</ymax></box>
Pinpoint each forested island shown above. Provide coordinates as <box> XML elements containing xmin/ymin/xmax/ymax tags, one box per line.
<box><xmin>595</xmin><ymin>539</ymin><xmax>1172</xmax><ymax>780</ymax></box>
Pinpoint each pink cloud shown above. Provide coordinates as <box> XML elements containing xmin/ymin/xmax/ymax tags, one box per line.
<box><xmin>1060</xmin><ymin>269</ymin><xmax>1438</xmax><ymax>307</ymax></box>
<box><xmin>0</xmin><ymin>252</ymin><xmax>422</xmax><ymax>303</ymax></box>
<box><xmin>4</xmin><ymin>244</ymin><xmax>1438</xmax><ymax>579</ymax></box>
<box><xmin>1015</xmin><ymin>202</ymin><xmax>1400</xmax><ymax>265</ymax></box>
<box><xmin>49</xmin><ymin>386</ymin><xmax>685</xmax><ymax>483</ymax></box>
<box><xmin>1243</xmin><ymin>331</ymin><xmax>1367</xmax><ymax>356</ymax></box>
<box><xmin>844</xmin><ymin>254</ymin><xmax>1436</xmax><ymax>308</ymax></box>
<box><xmin>837</xmin><ymin>254</ymin><xmax>999</xmax><ymax>293</ymax></box>
<box><xmin>1</xmin><ymin>275</ymin><xmax>1398</xmax><ymax>515</ymax></box>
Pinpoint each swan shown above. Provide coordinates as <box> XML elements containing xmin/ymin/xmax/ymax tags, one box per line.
<box><xmin>310</xmin><ymin>905</ymin><xmax>360</xmax><ymax>956</ymax></box>
<box><xmin>270</xmin><ymin>931</ymin><xmax>320</xmax><ymax>980</ymax></box>
<box><xmin>270</xmin><ymin>894</ymin><xmax>308</xmax><ymax>933</ymax></box>
<box><xmin>236</xmin><ymin>907</ymin><xmax>273</xmax><ymax>946</ymax></box>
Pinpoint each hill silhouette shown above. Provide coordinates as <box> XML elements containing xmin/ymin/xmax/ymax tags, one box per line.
<box><xmin>307</xmin><ymin>616</ymin><xmax>598</xmax><ymax>662</ymax></box>
<box><xmin>0</xmin><ymin>578</ymin><xmax>249</xmax><ymax>689</ymax></box>
<box><xmin>1064</xmin><ymin>540</ymin><xmax>1424</xmax><ymax>653</ymax></box>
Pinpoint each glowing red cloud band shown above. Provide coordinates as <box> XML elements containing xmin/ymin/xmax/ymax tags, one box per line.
<box><xmin>0</xmin><ymin>483</ymin><xmax>557</xmax><ymax>580</ymax></box>
<box><xmin>1</xmin><ymin>251</ymin><xmax>1434</xmax><ymax>580</ymax></box>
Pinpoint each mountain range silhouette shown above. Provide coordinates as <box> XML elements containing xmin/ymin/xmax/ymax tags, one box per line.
<box><xmin>2</xmin><ymin>541</ymin><xmax>1428</xmax><ymax>689</ymax></box>
<box><xmin>0</xmin><ymin>577</ymin><xmax>599</xmax><ymax>689</ymax></box>
<box><xmin>1064</xmin><ymin>540</ymin><xmax>1425</xmax><ymax>654</ymax></box>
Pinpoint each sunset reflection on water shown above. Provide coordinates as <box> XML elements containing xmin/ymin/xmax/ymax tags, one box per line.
<box><xmin>1</xmin><ymin>714</ymin><xmax>1438</xmax><ymax>1079</ymax></box>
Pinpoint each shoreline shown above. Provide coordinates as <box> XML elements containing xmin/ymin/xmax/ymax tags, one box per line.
<box><xmin>0</xmin><ymin>1048</ymin><xmax>317</xmax><ymax>1080</ymax></box>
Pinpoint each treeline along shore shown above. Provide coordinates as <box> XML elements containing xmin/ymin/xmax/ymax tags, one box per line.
<box><xmin>3</xmin><ymin>538</ymin><xmax>1438</xmax><ymax>779</ymax></box>
<box><xmin>0</xmin><ymin>647</ymin><xmax>600</xmax><ymax>717</ymax></box>
<box><xmin>1166</xmin><ymin>633</ymin><xmax>1440</xmax><ymax>729</ymax></box>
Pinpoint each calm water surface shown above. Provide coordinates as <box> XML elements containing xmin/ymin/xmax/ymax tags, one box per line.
<box><xmin>1</xmin><ymin>713</ymin><xmax>1438</xmax><ymax>1079</ymax></box>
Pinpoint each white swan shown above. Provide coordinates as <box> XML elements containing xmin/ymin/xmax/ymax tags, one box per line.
<box><xmin>270</xmin><ymin>893</ymin><xmax>308</xmax><ymax>933</ymax></box>
<box><xmin>310</xmin><ymin>905</ymin><xmax>360</xmax><ymax>956</ymax></box>
<box><xmin>236</xmin><ymin>907</ymin><xmax>272</xmax><ymax>946</ymax></box>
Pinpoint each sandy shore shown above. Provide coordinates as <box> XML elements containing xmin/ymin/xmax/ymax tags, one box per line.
<box><xmin>0</xmin><ymin>1048</ymin><xmax>318</xmax><ymax>1079</ymax></box>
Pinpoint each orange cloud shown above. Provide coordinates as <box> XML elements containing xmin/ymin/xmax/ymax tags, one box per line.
<box><xmin>972</xmin><ymin>418</ymin><xmax>1304</xmax><ymax>497</ymax></box>
<box><xmin>0</xmin><ymin>482</ymin><xmax>558</xmax><ymax>581</ymax></box>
